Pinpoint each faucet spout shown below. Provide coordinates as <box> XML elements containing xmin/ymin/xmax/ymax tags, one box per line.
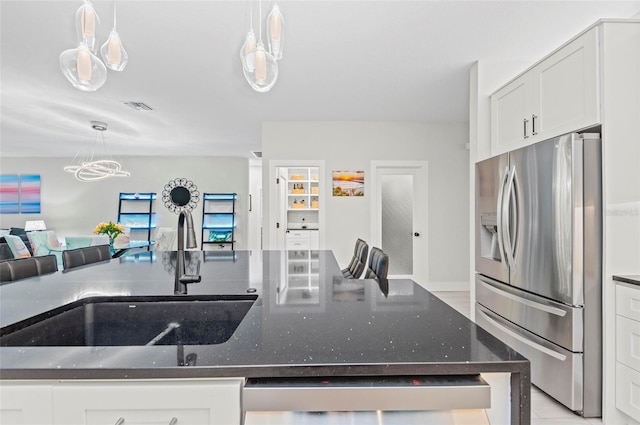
<box><xmin>175</xmin><ymin>211</ymin><xmax>201</xmax><ymax>294</ymax></box>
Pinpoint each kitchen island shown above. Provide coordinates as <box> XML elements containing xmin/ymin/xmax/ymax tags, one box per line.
<box><xmin>0</xmin><ymin>250</ymin><xmax>529</xmax><ymax>424</ymax></box>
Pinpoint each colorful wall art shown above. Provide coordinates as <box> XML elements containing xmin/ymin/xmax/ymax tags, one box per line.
<box><xmin>18</xmin><ymin>174</ymin><xmax>41</xmax><ymax>214</ymax></box>
<box><xmin>0</xmin><ymin>174</ymin><xmax>41</xmax><ymax>214</ymax></box>
<box><xmin>0</xmin><ymin>175</ymin><xmax>20</xmax><ymax>214</ymax></box>
<box><xmin>332</xmin><ymin>171</ymin><xmax>365</xmax><ymax>196</ymax></box>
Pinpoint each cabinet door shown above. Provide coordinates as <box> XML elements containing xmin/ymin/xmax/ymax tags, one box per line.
<box><xmin>490</xmin><ymin>72</ymin><xmax>533</xmax><ymax>155</ymax></box>
<box><xmin>532</xmin><ymin>26</ymin><xmax>600</xmax><ymax>140</ymax></box>
<box><xmin>286</xmin><ymin>231</ymin><xmax>310</xmax><ymax>250</ymax></box>
<box><xmin>0</xmin><ymin>383</ymin><xmax>53</xmax><ymax>425</ymax></box>
<box><xmin>53</xmin><ymin>379</ymin><xmax>243</xmax><ymax>425</ymax></box>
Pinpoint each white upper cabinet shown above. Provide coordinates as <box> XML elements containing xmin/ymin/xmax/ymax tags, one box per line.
<box><xmin>491</xmin><ymin>72</ymin><xmax>533</xmax><ymax>154</ymax></box>
<box><xmin>491</xmin><ymin>26</ymin><xmax>600</xmax><ymax>155</ymax></box>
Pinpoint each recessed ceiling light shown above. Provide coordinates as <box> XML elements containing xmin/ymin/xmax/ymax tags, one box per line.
<box><xmin>123</xmin><ymin>101</ymin><xmax>153</xmax><ymax>111</ymax></box>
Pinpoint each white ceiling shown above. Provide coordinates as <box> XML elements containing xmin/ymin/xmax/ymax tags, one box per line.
<box><xmin>2</xmin><ymin>0</ymin><xmax>639</xmax><ymax>158</ymax></box>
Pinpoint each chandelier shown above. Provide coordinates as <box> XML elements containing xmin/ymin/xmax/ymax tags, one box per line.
<box><xmin>59</xmin><ymin>1</ymin><xmax>128</xmax><ymax>91</ymax></box>
<box><xmin>240</xmin><ymin>0</ymin><xmax>285</xmax><ymax>92</ymax></box>
<box><xmin>64</xmin><ymin>121</ymin><xmax>131</xmax><ymax>182</ymax></box>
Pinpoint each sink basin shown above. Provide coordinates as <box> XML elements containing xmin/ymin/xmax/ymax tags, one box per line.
<box><xmin>0</xmin><ymin>294</ymin><xmax>258</xmax><ymax>347</ymax></box>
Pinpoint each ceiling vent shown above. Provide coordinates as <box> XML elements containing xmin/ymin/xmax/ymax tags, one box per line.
<box><xmin>124</xmin><ymin>101</ymin><xmax>153</xmax><ymax>111</ymax></box>
<box><xmin>251</xmin><ymin>151</ymin><xmax>263</xmax><ymax>158</ymax></box>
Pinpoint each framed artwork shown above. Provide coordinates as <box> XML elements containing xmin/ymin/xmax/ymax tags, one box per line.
<box><xmin>19</xmin><ymin>174</ymin><xmax>41</xmax><ymax>214</ymax></box>
<box><xmin>332</xmin><ymin>171</ymin><xmax>365</xmax><ymax>196</ymax></box>
<box><xmin>0</xmin><ymin>174</ymin><xmax>20</xmax><ymax>214</ymax></box>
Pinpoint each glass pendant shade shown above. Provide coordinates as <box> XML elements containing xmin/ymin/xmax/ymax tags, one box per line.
<box><xmin>243</xmin><ymin>42</ymin><xmax>278</xmax><ymax>92</ymax></box>
<box><xmin>101</xmin><ymin>29</ymin><xmax>128</xmax><ymax>71</ymax></box>
<box><xmin>267</xmin><ymin>4</ymin><xmax>284</xmax><ymax>60</ymax></box>
<box><xmin>75</xmin><ymin>0</ymin><xmax>100</xmax><ymax>52</ymax></box>
<box><xmin>240</xmin><ymin>29</ymin><xmax>257</xmax><ymax>72</ymax></box>
<box><xmin>59</xmin><ymin>43</ymin><xmax>107</xmax><ymax>91</ymax></box>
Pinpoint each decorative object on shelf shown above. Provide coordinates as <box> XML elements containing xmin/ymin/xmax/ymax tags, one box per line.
<box><xmin>332</xmin><ymin>170</ymin><xmax>365</xmax><ymax>196</ymax></box>
<box><xmin>241</xmin><ymin>0</ymin><xmax>280</xmax><ymax>92</ymax></box>
<box><xmin>93</xmin><ymin>221</ymin><xmax>125</xmax><ymax>241</ymax></box>
<box><xmin>64</xmin><ymin>121</ymin><xmax>130</xmax><ymax>182</ymax></box>
<box><xmin>162</xmin><ymin>178</ymin><xmax>200</xmax><ymax>214</ymax></box>
<box><xmin>60</xmin><ymin>0</ymin><xmax>128</xmax><ymax>91</ymax></box>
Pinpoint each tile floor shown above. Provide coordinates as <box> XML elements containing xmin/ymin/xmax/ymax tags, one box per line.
<box><xmin>246</xmin><ymin>291</ymin><xmax>604</xmax><ymax>425</ymax></box>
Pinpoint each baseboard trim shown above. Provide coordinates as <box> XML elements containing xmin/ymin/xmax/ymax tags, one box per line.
<box><xmin>419</xmin><ymin>281</ymin><xmax>470</xmax><ymax>292</ymax></box>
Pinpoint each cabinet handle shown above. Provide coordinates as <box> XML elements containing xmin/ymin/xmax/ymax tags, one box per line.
<box><xmin>114</xmin><ymin>419</ymin><xmax>125</xmax><ymax>425</ymax></box>
<box><xmin>532</xmin><ymin>114</ymin><xmax>538</xmax><ymax>135</ymax></box>
<box><xmin>523</xmin><ymin>118</ymin><xmax>529</xmax><ymax>139</ymax></box>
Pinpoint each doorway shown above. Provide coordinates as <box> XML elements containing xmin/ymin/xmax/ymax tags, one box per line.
<box><xmin>371</xmin><ymin>161</ymin><xmax>428</xmax><ymax>285</ymax></box>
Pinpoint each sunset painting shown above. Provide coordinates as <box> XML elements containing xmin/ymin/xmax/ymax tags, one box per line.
<box><xmin>332</xmin><ymin>171</ymin><xmax>364</xmax><ymax>196</ymax></box>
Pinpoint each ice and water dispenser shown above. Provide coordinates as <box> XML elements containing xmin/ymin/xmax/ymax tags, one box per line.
<box><xmin>479</xmin><ymin>212</ymin><xmax>501</xmax><ymax>262</ymax></box>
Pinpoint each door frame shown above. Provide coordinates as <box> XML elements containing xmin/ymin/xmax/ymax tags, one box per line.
<box><xmin>370</xmin><ymin>160</ymin><xmax>428</xmax><ymax>285</ymax></box>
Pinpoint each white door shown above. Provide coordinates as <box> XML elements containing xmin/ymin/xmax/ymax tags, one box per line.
<box><xmin>371</xmin><ymin>162</ymin><xmax>428</xmax><ymax>284</ymax></box>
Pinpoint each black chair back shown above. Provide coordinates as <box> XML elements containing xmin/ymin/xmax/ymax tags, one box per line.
<box><xmin>363</xmin><ymin>247</ymin><xmax>389</xmax><ymax>281</ymax></box>
<box><xmin>0</xmin><ymin>255</ymin><xmax>58</xmax><ymax>282</ymax></box>
<box><xmin>62</xmin><ymin>245</ymin><xmax>111</xmax><ymax>270</ymax></box>
<box><xmin>342</xmin><ymin>238</ymin><xmax>369</xmax><ymax>279</ymax></box>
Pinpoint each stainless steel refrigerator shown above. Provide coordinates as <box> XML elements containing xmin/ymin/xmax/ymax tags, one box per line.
<box><xmin>474</xmin><ymin>132</ymin><xmax>602</xmax><ymax>417</ymax></box>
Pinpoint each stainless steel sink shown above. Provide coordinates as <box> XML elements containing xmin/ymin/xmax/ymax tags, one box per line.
<box><xmin>0</xmin><ymin>294</ymin><xmax>258</xmax><ymax>346</ymax></box>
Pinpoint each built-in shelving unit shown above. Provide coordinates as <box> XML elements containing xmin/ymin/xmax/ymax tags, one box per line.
<box><xmin>286</xmin><ymin>167</ymin><xmax>320</xmax><ymax>213</ymax></box>
<box><xmin>201</xmin><ymin>193</ymin><xmax>236</xmax><ymax>250</ymax></box>
<box><xmin>117</xmin><ymin>193</ymin><xmax>156</xmax><ymax>246</ymax></box>
<box><xmin>280</xmin><ymin>167</ymin><xmax>320</xmax><ymax>250</ymax></box>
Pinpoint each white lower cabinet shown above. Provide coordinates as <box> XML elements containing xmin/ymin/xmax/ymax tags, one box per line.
<box><xmin>616</xmin><ymin>283</ymin><xmax>640</xmax><ymax>422</ymax></box>
<box><xmin>1</xmin><ymin>378</ymin><xmax>244</xmax><ymax>425</ymax></box>
<box><xmin>285</xmin><ymin>230</ymin><xmax>319</xmax><ymax>251</ymax></box>
<box><xmin>0</xmin><ymin>382</ymin><xmax>53</xmax><ymax>425</ymax></box>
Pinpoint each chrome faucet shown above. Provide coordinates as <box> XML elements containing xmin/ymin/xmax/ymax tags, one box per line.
<box><xmin>175</xmin><ymin>210</ymin><xmax>201</xmax><ymax>294</ymax></box>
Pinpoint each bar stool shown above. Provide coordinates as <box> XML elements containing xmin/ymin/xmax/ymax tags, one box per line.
<box><xmin>342</xmin><ymin>239</ymin><xmax>369</xmax><ymax>279</ymax></box>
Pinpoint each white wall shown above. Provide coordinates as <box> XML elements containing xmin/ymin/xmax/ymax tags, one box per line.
<box><xmin>0</xmin><ymin>156</ymin><xmax>249</xmax><ymax>249</ymax></box>
<box><xmin>262</xmin><ymin>121</ymin><xmax>469</xmax><ymax>289</ymax></box>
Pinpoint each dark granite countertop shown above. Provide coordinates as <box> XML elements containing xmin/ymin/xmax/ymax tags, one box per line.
<box><xmin>613</xmin><ymin>275</ymin><xmax>640</xmax><ymax>286</ymax></box>
<box><xmin>0</xmin><ymin>251</ymin><xmax>528</xmax><ymax>382</ymax></box>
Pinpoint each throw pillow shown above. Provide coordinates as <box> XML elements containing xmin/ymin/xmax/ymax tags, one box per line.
<box><xmin>5</xmin><ymin>235</ymin><xmax>31</xmax><ymax>258</ymax></box>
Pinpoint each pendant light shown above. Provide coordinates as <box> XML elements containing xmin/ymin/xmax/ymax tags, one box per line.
<box><xmin>61</xmin><ymin>1</ymin><xmax>129</xmax><ymax>91</ymax></box>
<box><xmin>243</xmin><ymin>0</ymin><xmax>278</xmax><ymax>92</ymax></box>
<box><xmin>240</xmin><ymin>1</ymin><xmax>257</xmax><ymax>72</ymax></box>
<box><xmin>100</xmin><ymin>4</ymin><xmax>128</xmax><ymax>71</ymax></box>
<box><xmin>75</xmin><ymin>0</ymin><xmax>100</xmax><ymax>52</ymax></box>
<box><xmin>64</xmin><ymin>121</ymin><xmax>130</xmax><ymax>182</ymax></box>
<box><xmin>267</xmin><ymin>3</ymin><xmax>284</xmax><ymax>60</ymax></box>
<box><xmin>59</xmin><ymin>41</ymin><xmax>108</xmax><ymax>91</ymax></box>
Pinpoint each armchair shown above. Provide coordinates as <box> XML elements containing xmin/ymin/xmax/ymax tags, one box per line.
<box><xmin>26</xmin><ymin>230</ymin><xmax>63</xmax><ymax>265</ymax></box>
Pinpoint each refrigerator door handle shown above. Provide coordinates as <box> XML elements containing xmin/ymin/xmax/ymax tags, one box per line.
<box><xmin>496</xmin><ymin>165</ymin><xmax>510</xmax><ymax>267</ymax></box>
<box><xmin>476</xmin><ymin>306</ymin><xmax>567</xmax><ymax>361</ymax></box>
<box><xmin>477</xmin><ymin>276</ymin><xmax>567</xmax><ymax>317</ymax></box>
<box><xmin>502</xmin><ymin>165</ymin><xmax>518</xmax><ymax>269</ymax></box>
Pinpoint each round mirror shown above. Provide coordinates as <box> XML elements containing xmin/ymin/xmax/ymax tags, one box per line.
<box><xmin>170</xmin><ymin>186</ymin><xmax>191</xmax><ymax>206</ymax></box>
<box><xmin>162</xmin><ymin>178</ymin><xmax>200</xmax><ymax>214</ymax></box>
